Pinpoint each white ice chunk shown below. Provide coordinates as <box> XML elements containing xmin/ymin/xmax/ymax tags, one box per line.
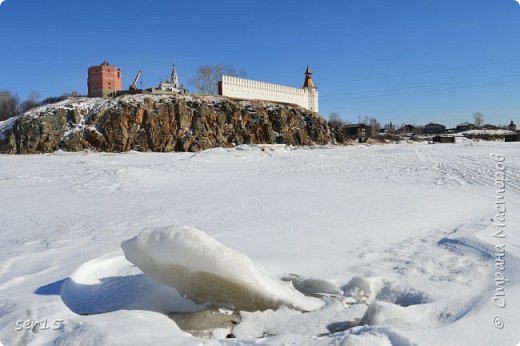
<box><xmin>343</xmin><ymin>276</ymin><xmax>383</xmax><ymax>304</ymax></box>
<box><xmin>121</xmin><ymin>226</ymin><xmax>324</xmax><ymax>312</ymax></box>
<box><xmin>282</xmin><ymin>274</ymin><xmax>343</xmax><ymax>296</ymax></box>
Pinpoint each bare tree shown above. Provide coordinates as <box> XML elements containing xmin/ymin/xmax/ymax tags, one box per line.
<box><xmin>0</xmin><ymin>90</ymin><xmax>20</xmax><ymax>121</ymax></box>
<box><xmin>190</xmin><ymin>64</ymin><xmax>247</xmax><ymax>95</ymax></box>
<box><xmin>328</xmin><ymin>112</ymin><xmax>344</xmax><ymax>128</ymax></box>
<box><xmin>20</xmin><ymin>91</ymin><xmax>41</xmax><ymax>113</ymax></box>
<box><xmin>362</xmin><ymin>116</ymin><xmax>381</xmax><ymax>137</ymax></box>
<box><xmin>473</xmin><ymin>112</ymin><xmax>484</xmax><ymax>128</ymax></box>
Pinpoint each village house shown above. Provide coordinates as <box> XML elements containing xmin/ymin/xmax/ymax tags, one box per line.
<box><xmin>343</xmin><ymin>123</ymin><xmax>368</xmax><ymax>141</ymax></box>
<box><xmin>399</xmin><ymin>124</ymin><xmax>416</xmax><ymax>135</ymax></box>
<box><xmin>423</xmin><ymin>123</ymin><xmax>446</xmax><ymax>135</ymax></box>
<box><xmin>432</xmin><ymin>136</ymin><xmax>455</xmax><ymax>143</ymax></box>
<box><xmin>482</xmin><ymin>124</ymin><xmax>498</xmax><ymax>130</ymax></box>
<box><xmin>455</xmin><ymin>122</ymin><xmax>474</xmax><ymax>132</ymax></box>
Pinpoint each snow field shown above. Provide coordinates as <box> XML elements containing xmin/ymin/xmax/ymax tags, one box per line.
<box><xmin>0</xmin><ymin>142</ymin><xmax>519</xmax><ymax>345</ymax></box>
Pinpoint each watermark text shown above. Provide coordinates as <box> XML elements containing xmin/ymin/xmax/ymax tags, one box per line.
<box><xmin>15</xmin><ymin>318</ymin><xmax>64</xmax><ymax>332</ymax></box>
<box><xmin>490</xmin><ymin>153</ymin><xmax>508</xmax><ymax>329</ymax></box>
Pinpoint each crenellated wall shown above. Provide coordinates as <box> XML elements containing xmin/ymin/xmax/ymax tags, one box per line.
<box><xmin>219</xmin><ymin>75</ymin><xmax>318</xmax><ymax>112</ymax></box>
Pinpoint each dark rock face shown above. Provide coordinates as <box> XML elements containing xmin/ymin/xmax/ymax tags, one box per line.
<box><xmin>0</xmin><ymin>95</ymin><xmax>335</xmax><ymax>154</ymax></box>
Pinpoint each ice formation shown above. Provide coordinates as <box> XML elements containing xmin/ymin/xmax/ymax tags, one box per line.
<box><xmin>281</xmin><ymin>274</ymin><xmax>343</xmax><ymax>297</ymax></box>
<box><xmin>343</xmin><ymin>276</ymin><xmax>383</xmax><ymax>304</ymax></box>
<box><xmin>121</xmin><ymin>226</ymin><xmax>324</xmax><ymax>311</ymax></box>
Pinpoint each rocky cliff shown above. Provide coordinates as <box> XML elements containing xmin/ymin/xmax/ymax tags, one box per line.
<box><xmin>0</xmin><ymin>94</ymin><xmax>334</xmax><ymax>154</ymax></box>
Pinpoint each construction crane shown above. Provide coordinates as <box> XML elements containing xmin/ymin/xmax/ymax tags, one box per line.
<box><xmin>129</xmin><ymin>70</ymin><xmax>142</xmax><ymax>91</ymax></box>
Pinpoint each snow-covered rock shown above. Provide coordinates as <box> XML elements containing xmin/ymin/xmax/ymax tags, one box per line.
<box><xmin>0</xmin><ymin>93</ymin><xmax>333</xmax><ymax>154</ymax></box>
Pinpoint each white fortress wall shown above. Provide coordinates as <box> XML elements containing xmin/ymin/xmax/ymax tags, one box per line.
<box><xmin>220</xmin><ymin>75</ymin><xmax>317</xmax><ymax>111</ymax></box>
<box><xmin>308</xmin><ymin>88</ymin><xmax>319</xmax><ymax>112</ymax></box>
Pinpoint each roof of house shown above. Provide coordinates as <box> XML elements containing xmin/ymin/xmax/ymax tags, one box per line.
<box><xmin>425</xmin><ymin>123</ymin><xmax>445</xmax><ymax>127</ymax></box>
<box><xmin>343</xmin><ymin>123</ymin><xmax>367</xmax><ymax>128</ymax></box>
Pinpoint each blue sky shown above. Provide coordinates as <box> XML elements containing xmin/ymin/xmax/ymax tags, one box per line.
<box><xmin>0</xmin><ymin>0</ymin><xmax>519</xmax><ymax>127</ymax></box>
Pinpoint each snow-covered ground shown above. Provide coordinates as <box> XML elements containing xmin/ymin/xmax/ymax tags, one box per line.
<box><xmin>0</xmin><ymin>142</ymin><xmax>519</xmax><ymax>346</ymax></box>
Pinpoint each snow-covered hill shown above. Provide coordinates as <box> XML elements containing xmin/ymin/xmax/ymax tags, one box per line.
<box><xmin>0</xmin><ymin>142</ymin><xmax>519</xmax><ymax>345</ymax></box>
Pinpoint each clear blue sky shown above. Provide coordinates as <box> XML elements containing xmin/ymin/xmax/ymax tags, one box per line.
<box><xmin>0</xmin><ymin>0</ymin><xmax>519</xmax><ymax>127</ymax></box>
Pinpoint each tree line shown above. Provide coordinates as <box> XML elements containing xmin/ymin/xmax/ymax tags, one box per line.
<box><xmin>0</xmin><ymin>90</ymin><xmax>75</xmax><ymax>121</ymax></box>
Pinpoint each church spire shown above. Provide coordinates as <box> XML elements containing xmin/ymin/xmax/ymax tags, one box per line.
<box><xmin>303</xmin><ymin>65</ymin><xmax>316</xmax><ymax>88</ymax></box>
<box><xmin>171</xmin><ymin>64</ymin><xmax>180</xmax><ymax>88</ymax></box>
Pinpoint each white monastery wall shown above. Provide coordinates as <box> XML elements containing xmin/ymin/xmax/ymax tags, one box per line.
<box><xmin>220</xmin><ymin>75</ymin><xmax>318</xmax><ymax>112</ymax></box>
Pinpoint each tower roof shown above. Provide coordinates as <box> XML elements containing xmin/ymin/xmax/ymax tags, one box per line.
<box><xmin>303</xmin><ymin>65</ymin><xmax>316</xmax><ymax>88</ymax></box>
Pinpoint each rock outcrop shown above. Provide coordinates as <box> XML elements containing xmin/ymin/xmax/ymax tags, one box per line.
<box><xmin>0</xmin><ymin>94</ymin><xmax>334</xmax><ymax>154</ymax></box>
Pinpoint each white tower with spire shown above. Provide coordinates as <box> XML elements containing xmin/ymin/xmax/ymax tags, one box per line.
<box><xmin>303</xmin><ymin>65</ymin><xmax>319</xmax><ymax>112</ymax></box>
<box><xmin>157</xmin><ymin>64</ymin><xmax>184</xmax><ymax>93</ymax></box>
<box><xmin>170</xmin><ymin>64</ymin><xmax>180</xmax><ymax>89</ymax></box>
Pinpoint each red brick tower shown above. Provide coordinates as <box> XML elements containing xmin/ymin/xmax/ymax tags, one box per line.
<box><xmin>87</xmin><ymin>61</ymin><xmax>122</xmax><ymax>97</ymax></box>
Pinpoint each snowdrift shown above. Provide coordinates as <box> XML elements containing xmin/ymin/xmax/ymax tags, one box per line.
<box><xmin>60</xmin><ymin>255</ymin><xmax>201</xmax><ymax>315</ymax></box>
<box><xmin>121</xmin><ymin>226</ymin><xmax>325</xmax><ymax>311</ymax></box>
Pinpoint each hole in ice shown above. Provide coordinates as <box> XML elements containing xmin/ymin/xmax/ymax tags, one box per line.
<box><xmin>325</xmin><ymin>320</ymin><xmax>357</xmax><ymax>334</ymax></box>
<box><xmin>437</xmin><ymin>237</ymin><xmax>494</xmax><ymax>261</ymax></box>
<box><xmin>168</xmin><ymin>307</ymin><xmax>241</xmax><ymax>339</ymax></box>
<box><xmin>376</xmin><ymin>282</ymin><xmax>430</xmax><ymax>307</ymax></box>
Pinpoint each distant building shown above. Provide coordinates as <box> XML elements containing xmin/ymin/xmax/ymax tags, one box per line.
<box><xmin>423</xmin><ymin>123</ymin><xmax>446</xmax><ymax>135</ymax></box>
<box><xmin>508</xmin><ymin>120</ymin><xmax>517</xmax><ymax>132</ymax></box>
<box><xmin>455</xmin><ymin>122</ymin><xmax>474</xmax><ymax>132</ymax></box>
<box><xmin>432</xmin><ymin>136</ymin><xmax>455</xmax><ymax>143</ymax></box>
<box><xmin>446</xmin><ymin>128</ymin><xmax>457</xmax><ymax>134</ymax></box>
<box><xmin>87</xmin><ymin>61</ymin><xmax>122</xmax><ymax>97</ymax></box>
<box><xmin>156</xmin><ymin>64</ymin><xmax>185</xmax><ymax>94</ymax></box>
<box><xmin>218</xmin><ymin>66</ymin><xmax>319</xmax><ymax>112</ymax></box>
<box><xmin>399</xmin><ymin>124</ymin><xmax>415</xmax><ymax>134</ymax></box>
<box><xmin>482</xmin><ymin>124</ymin><xmax>498</xmax><ymax>130</ymax></box>
<box><xmin>343</xmin><ymin>124</ymin><xmax>367</xmax><ymax>140</ymax></box>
